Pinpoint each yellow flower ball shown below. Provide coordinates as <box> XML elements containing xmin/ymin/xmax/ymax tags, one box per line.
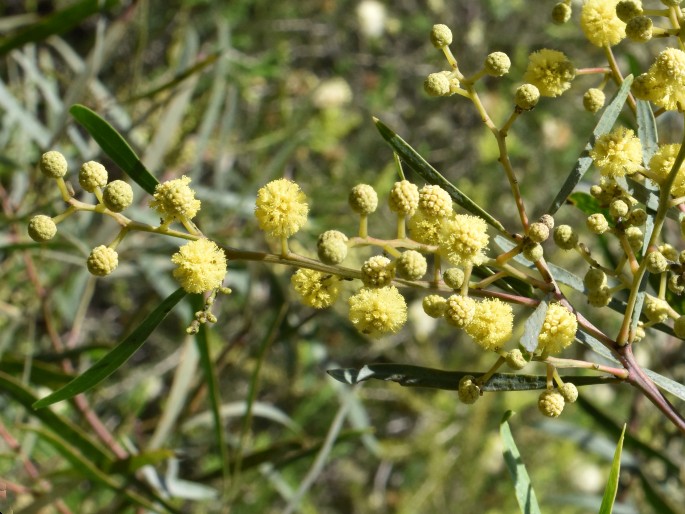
<box><xmin>580</xmin><ymin>0</ymin><xmax>626</xmax><ymax>47</ymax></box>
<box><xmin>523</xmin><ymin>49</ymin><xmax>575</xmax><ymax>97</ymax></box>
<box><xmin>255</xmin><ymin>179</ymin><xmax>309</xmax><ymax>238</ymax></box>
<box><xmin>590</xmin><ymin>127</ymin><xmax>643</xmax><ymax>178</ymax></box>
<box><xmin>291</xmin><ymin>268</ymin><xmax>341</xmax><ymax>308</ymax></box>
<box><xmin>438</xmin><ymin>214</ymin><xmax>489</xmax><ymax>266</ymax></box>
<box><xmin>150</xmin><ymin>175</ymin><xmax>201</xmax><ymax>223</ymax></box>
<box><xmin>464</xmin><ymin>298</ymin><xmax>513</xmax><ymax>351</ymax></box>
<box><xmin>348</xmin><ymin>286</ymin><xmax>407</xmax><ymax>338</ymax></box>
<box><xmin>171</xmin><ymin>239</ymin><xmax>227</xmax><ymax>294</ymax></box>
<box><xmin>537</xmin><ymin>303</ymin><xmax>578</xmax><ymax>354</ymax></box>
<box><xmin>649</xmin><ymin>144</ymin><xmax>685</xmax><ymax>196</ymax></box>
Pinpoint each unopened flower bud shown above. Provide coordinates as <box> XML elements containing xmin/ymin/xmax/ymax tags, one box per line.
<box><xmin>551</xmin><ymin>3</ymin><xmax>572</xmax><ymax>24</ymax></box>
<box><xmin>505</xmin><ymin>349</ymin><xmax>528</xmax><ymax>370</ymax></box>
<box><xmin>458</xmin><ymin>375</ymin><xmax>480</xmax><ymax>404</ymax></box>
<box><xmin>538</xmin><ymin>389</ymin><xmax>565</xmax><ymax>417</ymax></box>
<box><xmin>674</xmin><ymin>315</ymin><xmax>685</xmax><ymax>338</ymax></box>
<box><xmin>587</xmin><ymin>213</ymin><xmax>609</xmax><ymax>234</ymax></box>
<box><xmin>424</xmin><ymin>72</ymin><xmax>451</xmax><ymax>97</ymax></box>
<box><xmin>396</xmin><ymin>250</ymin><xmax>428</xmax><ymax>280</ymax></box>
<box><xmin>444</xmin><ymin>294</ymin><xmax>476</xmax><ymax>328</ymax></box>
<box><xmin>522</xmin><ymin>242</ymin><xmax>543</xmax><ymax>262</ymax></box>
<box><xmin>87</xmin><ymin>245</ymin><xmax>118</xmax><ymax>276</ymax></box>
<box><xmin>645</xmin><ymin>251</ymin><xmax>668</xmax><ymax>274</ymax></box>
<box><xmin>644</xmin><ymin>295</ymin><xmax>669</xmax><ymax>323</ymax></box>
<box><xmin>443</xmin><ymin>268</ymin><xmax>465</xmax><ymax>290</ymax></box>
<box><xmin>484</xmin><ymin>52</ymin><xmax>511</xmax><ymax>77</ymax></box>
<box><xmin>423</xmin><ymin>295</ymin><xmax>447</xmax><ymax>318</ymax></box>
<box><xmin>609</xmin><ymin>199</ymin><xmax>629</xmax><ymax>218</ymax></box>
<box><xmin>28</xmin><ymin>214</ymin><xmax>57</xmax><ymax>242</ymax></box>
<box><xmin>553</xmin><ymin>225</ymin><xmax>578</xmax><ymax>250</ymax></box>
<box><xmin>39</xmin><ymin>150</ymin><xmax>68</xmax><ymax>179</ymax></box>
<box><xmin>559</xmin><ymin>383</ymin><xmax>578</xmax><ymax>403</ymax></box>
<box><xmin>388</xmin><ymin>180</ymin><xmax>419</xmax><ymax>216</ymax></box>
<box><xmin>430</xmin><ymin>24</ymin><xmax>453</xmax><ymax>48</ymax></box>
<box><xmin>668</xmin><ymin>274</ymin><xmax>685</xmax><ymax>295</ymax></box>
<box><xmin>515</xmin><ymin>84</ymin><xmax>540</xmax><ymax>110</ymax></box>
<box><xmin>616</xmin><ymin>0</ymin><xmax>643</xmax><ymax>22</ymax></box>
<box><xmin>626</xmin><ymin>15</ymin><xmax>652</xmax><ymax>42</ymax></box>
<box><xmin>361</xmin><ymin>255</ymin><xmax>395</xmax><ymax>287</ymax></box>
<box><xmin>317</xmin><ymin>230</ymin><xmax>348</xmax><ymax>265</ymax></box>
<box><xmin>538</xmin><ymin>214</ymin><xmax>555</xmax><ymax>230</ymax></box>
<box><xmin>583</xmin><ymin>88</ymin><xmax>606</xmax><ymax>113</ymax></box>
<box><xmin>588</xmin><ymin>285</ymin><xmax>612</xmax><ymax>307</ymax></box>
<box><xmin>528</xmin><ymin>222</ymin><xmax>550</xmax><ymax>243</ymax></box>
<box><xmin>659</xmin><ymin>243</ymin><xmax>677</xmax><ymax>261</ymax></box>
<box><xmin>102</xmin><ymin>180</ymin><xmax>133</xmax><ymax>212</ymax></box>
<box><xmin>79</xmin><ymin>161</ymin><xmax>108</xmax><ymax>192</ymax></box>
<box><xmin>624</xmin><ymin>226</ymin><xmax>643</xmax><ymax>251</ymax></box>
<box><xmin>584</xmin><ymin>268</ymin><xmax>608</xmax><ymax>291</ymax></box>
<box><xmin>349</xmin><ymin>184</ymin><xmax>378</xmax><ymax>215</ymax></box>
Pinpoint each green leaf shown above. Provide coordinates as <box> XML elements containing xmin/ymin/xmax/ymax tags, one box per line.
<box><xmin>598</xmin><ymin>423</ymin><xmax>626</xmax><ymax>514</ymax></box>
<box><xmin>109</xmin><ymin>448</ymin><xmax>176</xmax><ymax>474</ymax></box>
<box><xmin>500</xmin><ymin>411</ymin><xmax>542</xmax><ymax>514</ymax></box>
<box><xmin>0</xmin><ymin>371</ymin><xmax>114</xmax><ymax>469</ymax></box>
<box><xmin>568</xmin><ymin>192</ymin><xmax>614</xmax><ymax>225</ymax></box>
<box><xmin>33</xmin><ymin>288</ymin><xmax>187</xmax><ymax>409</ymax></box>
<box><xmin>327</xmin><ymin>363</ymin><xmax>620</xmax><ymax>391</ymax></box>
<box><xmin>547</xmin><ymin>76</ymin><xmax>634</xmax><ymax>215</ymax></box>
<box><xmin>69</xmin><ymin>104</ymin><xmax>159</xmax><ymax>194</ymax></box>
<box><xmin>373</xmin><ymin>117</ymin><xmax>507</xmax><ymax>234</ymax></box>
<box><xmin>636</xmin><ymin>99</ymin><xmax>658</xmax><ymax>162</ymax></box>
<box><xmin>521</xmin><ymin>298</ymin><xmax>548</xmax><ymax>352</ymax></box>
<box><xmin>0</xmin><ymin>0</ymin><xmax>119</xmax><ymax>56</ymax></box>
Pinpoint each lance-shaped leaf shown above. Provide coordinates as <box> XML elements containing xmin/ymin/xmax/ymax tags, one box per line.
<box><xmin>599</xmin><ymin>424</ymin><xmax>626</xmax><ymax>514</ymax></box>
<box><xmin>70</xmin><ymin>104</ymin><xmax>159</xmax><ymax>195</ymax></box>
<box><xmin>327</xmin><ymin>363</ymin><xmax>620</xmax><ymax>391</ymax></box>
<box><xmin>547</xmin><ymin>75</ymin><xmax>634</xmax><ymax>215</ymax></box>
<box><xmin>521</xmin><ymin>297</ymin><xmax>548</xmax><ymax>352</ymax></box>
<box><xmin>33</xmin><ymin>288</ymin><xmax>187</xmax><ymax>409</ymax></box>
<box><xmin>500</xmin><ymin>411</ymin><xmax>542</xmax><ymax>514</ymax></box>
<box><xmin>373</xmin><ymin>117</ymin><xmax>507</xmax><ymax>234</ymax></box>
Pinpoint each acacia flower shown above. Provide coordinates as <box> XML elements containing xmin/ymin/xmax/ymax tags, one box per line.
<box><xmin>590</xmin><ymin>127</ymin><xmax>642</xmax><ymax>178</ymax></box>
<box><xmin>523</xmin><ymin>49</ymin><xmax>575</xmax><ymax>97</ymax></box>
<box><xmin>580</xmin><ymin>0</ymin><xmax>626</xmax><ymax>47</ymax></box>
<box><xmin>28</xmin><ymin>215</ymin><xmax>57</xmax><ymax>242</ymax></box>
<box><xmin>418</xmin><ymin>184</ymin><xmax>453</xmax><ymax>218</ymax></box>
<box><xmin>87</xmin><ymin>246</ymin><xmax>118</xmax><ymax>277</ymax></box>
<box><xmin>536</xmin><ymin>303</ymin><xmax>577</xmax><ymax>354</ymax></box>
<box><xmin>255</xmin><ymin>179</ymin><xmax>309</xmax><ymax>238</ymax></box>
<box><xmin>464</xmin><ymin>298</ymin><xmax>513</xmax><ymax>351</ymax></box>
<box><xmin>291</xmin><ymin>269</ymin><xmax>341</xmax><ymax>308</ymax></box>
<box><xmin>348</xmin><ymin>286</ymin><xmax>407</xmax><ymax>338</ymax></box>
<box><xmin>171</xmin><ymin>239</ymin><xmax>227</xmax><ymax>294</ymax></box>
<box><xmin>649</xmin><ymin>144</ymin><xmax>685</xmax><ymax>196</ymax></box>
<box><xmin>150</xmin><ymin>175</ymin><xmax>201</xmax><ymax>224</ymax></box>
<box><xmin>408</xmin><ymin>210</ymin><xmax>444</xmax><ymax>245</ymax></box>
<box><xmin>438</xmin><ymin>214</ymin><xmax>489</xmax><ymax>266</ymax></box>
<box><xmin>642</xmin><ymin>48</ymin><xmax>685</xmax><ymax>111</ymax></box>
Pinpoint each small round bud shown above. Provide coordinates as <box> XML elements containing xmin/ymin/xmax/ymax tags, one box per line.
<box><xmin>632</xmin><ymin>323</ymin><xmax>646</xmax><ymax>343</ymax></box>
<box><xmin>388</xmin><ymin>180</ymin><xmax>419</xmax><ymax>216</ymax></box>
<box><xmin>87</xmin><ymin>245</ymin><xmax>119</xmax><ymax>277</ymax></box>
<box><xmin>458</xmin><ymin>375</ymin><xmax>480</xmax><ymax>404</ymax></box>
<box><xmin>626</xmin><ymin>208</ymin><xmax>646</xmax><ymax>226</ymax></box>
<box><xmin>644</xmin><ymin>295</ymin><xmax>669</xmax><ymax>323</ymax></box>
<box><xmin>551</xmin><ymin>3</ymin><xmax>572</xmax><ymax>24</ymax></box>
<box><xmin>584</xmin><ymin>268</ymin><xmax>608</xmax><ymax>291</ymax></box>
<box><xmin>626</xmin><ymin>15</ymin><xmax>652</xmax><ymax>42</ymax></box>
<box><xmin>484</xmin><ymin>52</ymin><xmax>511</xmax><ymax>77</ymax></box>
<box><xmin>645</xmin><ymin>251</ymin><xmax>669</xmax><ymax>274</ymax></box>
<box><xmin>349</xmin><ymin>184</ymin><xmax>378</xmax><ymax>215</ymax></box>
<box><xmin>515</xmin><ymin>84</ymin><xmax>540</xmax><ymax>110</ymax></box>
<box><xmin>587</xmin><ymin>213</ymin><xmax>609</xmax><ymax>234</ymax></box>
<box><xmin>39</xmin><ymin>150</ymin><xmax>68</xmax><ymax>179</ymax></box>
<box><xmin>528</xmin><ymin>222</ymin><xmax>550</xmax><ymax>243</ymax></box>
<box><xmin>538</xmin><ymin>389</ymin><xmax>565</xmax><ymax>418</ymax></box>
<box><xmin>430</xmin><ymin>24</ymin><xmax>453</xmax><ymax>48</ymax></box>
<box><xmin>423</xmin><ymin>295</ymin><xmax>447</xmax><ymax>318</ymax></box>
<box><xmin>616</xmin><ymin>0</ymin><xmax>643</xmax><ymax>22</ymax></box>
<box><xmin>538</xmin><ymin>214</ymin><xmax>555</xmax><ymax>230</ymax></box>
<box><xmin>78</xmin><ymin>161</ymin><xmax>108</xmax><ymax>192</ymax></box>
<box><xmin>583</xmin><ymin>88</ymin><xmax>606</xmax><ymax>113</ymax></box>
<box><xmin>668</xmin><ymin>274</ymin><xmax>685</xmax><ymax>295</ymax></box>
<box><xmin>588</xmin><ymin>285</ymin><xmax>612</xmax><ymax>307</ymax></box>
<box><xmin>553</xmin><ymin>225</ymin><xmax>578</xmax><ymax>250</ymax></box>
<box><xmin>361</xmin><ymin>255</ymin><xmax>395</xmax><ymax>287</ymax></box>
<box><xmin>659</xmin><ymin>244</ymin><xmax>677</xmax><ymax>262</ymax></box>
<box><xmin>674</xmin><ymin>315</ymin><xmax>685</xmax><ymax>338</ymax></box>
<box><xmin>317</xmin><ymin>230</ymin><xmax>348</xmax><ymax>265</ymax></box>
<box><xmin>632</xmin><ymin>73</ymin><xmax>653</xmax><ymax>101</ymax></box>
<box><xmin>424</xmin><ymin>72</ymin><xmax>452</xmax><ymax>97</ymax></box>
<box><xmin>443</xmin><ymin>268</ymin><xmax>465</xmax><ymax>290</ymax></box>
<box><xmin>522</xmin><ymin>242</ymin><xmax>543</xmax><ymax>262</ymax></box>
<box><xmin>559</xmin><ymin>383</ymin><xmax>578</xmax><ymax>403</ymax></box>
<box><xmin>609</xmin><ymin>199</ymin><xmax>629</xmax><ymax>218</ymax></box>
<box><xmin>590</xmin><ymin>184</ymin><xmax>603</xmax><ymax>199</ymax></box>
<box><xmin>28</xmin><ymin>214</ymin><xmax>57</xmax><ymax>242</ymax></box>
<box><xmin>418</xmin><ymin>184</ymin><xmax>452</xmax><ymax>217</ymax></box>
<box><xmin>396</xmin><ymin>250</ymin><xmax>427</xmax><ymax>280</ymax></box>
<box><xmin>624</xmin><ymin>226</ymin><xmax>644</xmax><ymax>251</ymax></box>
<box><xmin>102</xmin><ymin>180</ymin><xmax>133</xmax><ymax>212</ymax></box>
<box><xmin>505</xmin><ymin>349</ymin><xmax>528</xmax><ymax>370</ymax></box>
<box><xmin>444</xmin><ymin>294</ymin><xmax>476</xmax><ymax>328</ymax></box>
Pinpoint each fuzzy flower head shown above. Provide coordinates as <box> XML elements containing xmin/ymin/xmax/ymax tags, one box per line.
<box><xmin>590</xmin><ymin>127</ymin><xmax>643</xmax><ymax>178</ymax></box>
<box><xmin>637</xmin><ymin>49</ymin><xmax>685</xmax><ymax>111</ymax></box>
<box><xmin>523</xmin><ymin>49</ymin><xmax>576</xmax><ymax>97</ymax></box>
<box><xmin>150</xmin><ymin>175</ymin><xmax>201</xmax><ymax>224</ymax></box>
<box><xmin>418</xmin><ymin>184</ymin><xmax>453</xmax><ymax>218</ymax></box>
<box><xmin>255</xmin><ymin>179</ymin><xmax>309</xmax><ymax>238</ymax></box>
<box><xmin>464</xmin><ymin>298</ymin><xmax>514</xmax><ymax>351</ymax></box>
<box><xmin>649</xmin><ymin>144</ymin><xmax>685</xmax><ymax>196</ymax></box>
<box><xmin>537</xmin><ymin>303</ymin><xmax>578</xmax><ymax>354</ymax></box>
<box><xmin>291</xmin><ymin>269</ymin><xmax>341</xmax><ymax>309</ymax></box>
<box><xmin>438</xmin><ymin>214</ymin><xmax>489</xmax><ymax>266</ymax></box>
<box><xmin>171</xmin><ymin>239</ymin><xmax>227</xmax><ymax>294</ymax></box>
<box><xmin>408</xmin><ymin>210</ymin><xmax>444</xmax><ymax>245</ymax></box>
<box><xmin>580</xmin><ymin>0</ymin><xmax>626</xmax><ymax>47</ymax></box>
<box><xmin>348</xmin><ymin>286</ymin><xmax>407</xmax><ymax>338</ymax></box>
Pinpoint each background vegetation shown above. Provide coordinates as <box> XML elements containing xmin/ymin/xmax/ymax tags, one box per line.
<box><xmin>0</xmin><ymin>0</ymin><xmax>683</xmax><ymax>512</ymax></box>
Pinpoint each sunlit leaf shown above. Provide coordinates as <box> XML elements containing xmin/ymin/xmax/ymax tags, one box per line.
<box><xmin>598</xmin><ymin>424</ymin><xmax>626</xmax><ymax>514</ymax></box>
<box><xmin>33</xmin><ymin>288</ymin><xmax>187</xmax><ymax>408</ymax></box>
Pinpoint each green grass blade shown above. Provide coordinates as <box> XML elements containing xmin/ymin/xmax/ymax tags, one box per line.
<box><xmin>547</xmin><ymin>76</ymin><xmax>634</xmax><ymax>215</ymax></box>
<box><xmin>69</xmin><ymin>104</ymin><xmax>159</xmax><ymax>194</ymax></box>
<box><xmin>500</xmin><ymin>411</ymin><xmax>542</xmax><ymax>514</ymax></box>
<box><xmin>0</xmin><ymin>370</ymin><xmax>114</xmax><ymax>468</ymax></box>
<box><xmin>0</xmin><ymin>0</ymin><xmax>119</xmax><ymax>56</ymax></box>
<box><xmin>33</xmin><ymin>288</ymin><xmax>187</xmax><ymax>409</ymax></box>
<box><xmin>327</xmin><ymin>363</ymin><xmax>620</xmax><ymax>391</ymax></box>
<box><xmin>373</xmin><ymin>117</ymin><xmax>507</xmax><ymax>234</ymax></box>
<box><xmin>598</xmin><ymin>423</ymin><xmax>626</xmax><ymax>514</ymax></box>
